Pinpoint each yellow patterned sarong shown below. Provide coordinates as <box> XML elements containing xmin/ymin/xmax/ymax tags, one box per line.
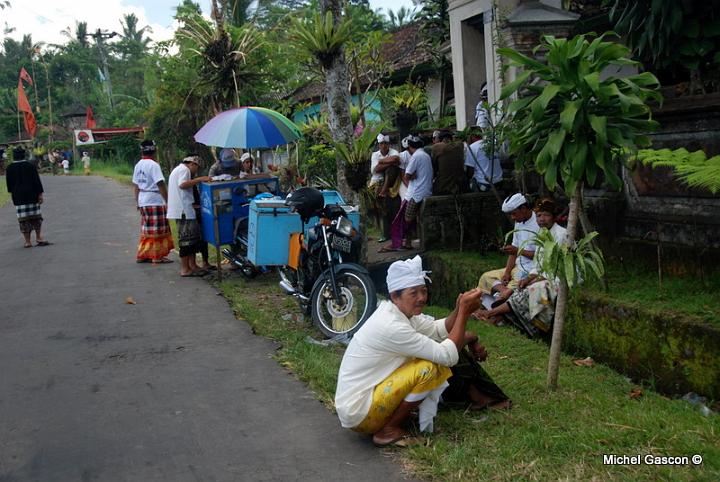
<box><xmin>353</xmin><ymin>358</ymin><xmax>452</xmax><ymax>434</ymax></box>
<box><xmin>477</xmin><ymin>267</ymin><xmax>520</xmax><ymax>294</ymax></box>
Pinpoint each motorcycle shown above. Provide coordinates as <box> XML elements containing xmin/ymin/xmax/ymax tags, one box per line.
<box><xmin>279</xmin><ymin>187</ymin><xmax>377</xmax><ymax>339</ymax></box>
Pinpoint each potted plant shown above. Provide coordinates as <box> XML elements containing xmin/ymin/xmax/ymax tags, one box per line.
<box><xmin>333</xmin><ymin>126</ymin><xmax>383</xmax><ymax>192</ymax></box>
<box><xmin>390</xmin><ymin>83</ymin><xmax>425</xmax><ymax>137</ymax></box>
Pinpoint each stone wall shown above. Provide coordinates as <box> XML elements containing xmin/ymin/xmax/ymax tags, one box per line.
<box><xmin>420</xmin><ymin>192</ymin><xmax>509</xmax><ymax>252</ymax></box>
<box><xmin>423</xmin><ymin>250</ymin><xmax>720</xmax><ymax>399</ymax></box>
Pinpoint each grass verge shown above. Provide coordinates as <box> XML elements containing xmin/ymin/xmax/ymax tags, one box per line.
<box><xmin>0</xmin><ymin>179</ymin><xmax>9</xmax><ymax>206</ymax></box>
<box><xmin>217</xmin><ymin>274</ymin><xmax>719</xmax><ymax>481</ymax></box>
<box><xmin>70</xmin><ymin>158</ymin><xmax>133</xmax><ymax>185</ymax></box>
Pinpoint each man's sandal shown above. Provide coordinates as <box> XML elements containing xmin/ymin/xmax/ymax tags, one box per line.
<box><xmin>374</xmin><ymin>434</ymin><xmax>427</xmax><ymax>448</ymax></box>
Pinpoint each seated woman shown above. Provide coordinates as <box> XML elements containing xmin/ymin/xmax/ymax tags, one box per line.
<box><xmin>473</xmin><ymin>198</ymin><xmax>567</xmax><ymax>337</ymax></box>
<box><xmin>335</xmin><ymin>256</ymin><xmax>509</xmax><ymax>448</ymax></box>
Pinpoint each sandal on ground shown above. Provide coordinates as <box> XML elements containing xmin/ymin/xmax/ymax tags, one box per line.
<box><xmin>377</xmin><ymin>237</ymin><xmax>388</xmax><ymax>243</ymax></box>
<box><xmin>24</xmin><ymin>244</ymin><xmax>32</xmax><ymax>248</ymax></box>
<box><xmin>151</xmin><ymin>258</ymin><xmax>174</xmax><ymax>264</ymax></box>
<box><xmin>136</xmin><ymin>259</ymin><xmax>150</xmax><ymax>263</ymax></box>
<box><xmin>202</xmin><ymin>265</ymin><xmax>217</xmax><ymax>271</ymax></box>
<box><xmin>378</xmin><ymin>246</ymin><xmax>398</xmax><ymax>253</ymax></box>
<box><xmin>36</xmin><ymin>240</ymin><xmax>52</xmax><ymax>246</ymax></box>
<box><xmin>373</xmin><ymin>434</ymin><xmax>426</xmax><ymax>448</ymax></box>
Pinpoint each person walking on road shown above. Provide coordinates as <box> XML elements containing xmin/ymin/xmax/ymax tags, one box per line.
<box><xmin>5</xmin><ymin>147</ymin><xmax>50</xmax><ymax>248</ymax></box>
<box><xmin>167</xmin><ymin>155</ymin><xmax>210</xmax><ymax>277</ymax></box>
<box><xmin>132</xmin><ymin>140</ymin><xmax>174</xmax><ymax>264</ymax></box>
<box><xmin>82</xmin><ymin>151</ymin><xmax>91</xmax><ymax>175</ymax></box>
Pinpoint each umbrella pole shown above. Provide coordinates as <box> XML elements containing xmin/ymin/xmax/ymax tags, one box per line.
<box><xmin>213</xmin><ymin>204</ymin><xmax>222</xmax><ymax>282</ymax></box>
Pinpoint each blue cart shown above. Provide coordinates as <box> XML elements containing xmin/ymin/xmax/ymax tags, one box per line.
<box><xmin>199</xmin><ymin>177</ymin><xmax>281</xmax><ymax>246</ymax></box>
<box><xmin>221</xmin><ymin>189</ymin><xmax>359</xmax><ymax>278</ymax></box>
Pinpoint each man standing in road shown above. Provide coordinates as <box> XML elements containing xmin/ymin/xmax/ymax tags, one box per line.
<box><xmin>5</xmin><ymin>147</ymin><xmax>50</xmax><ymax>248</ymax></box>
<box><xmin>167</xmin><ymin>155</ymin><xmax>210</xmax><ymax>277</ymax></box>
<box><xmin>132</xmin><ymin>140</ymin><xmax>174</xmax><ymax>264</ymax></box>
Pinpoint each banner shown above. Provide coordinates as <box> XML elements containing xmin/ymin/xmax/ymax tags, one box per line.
<box><xmin>75</xmin><ymin>129</ymin><xmax>95</xmax><ymax>145</ymax></box>
<box><xmin>17</xmin><ymin>67</ymin><xmax>36</xmax><ymax>138</ymax></box>
<box><xmin>86</xmin><ymin>105</ymin><xmax>96</xmax><ymax>129</ymax></box>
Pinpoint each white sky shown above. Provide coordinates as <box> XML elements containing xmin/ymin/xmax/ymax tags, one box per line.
<box><xmin>1</xmin><ymin>0</ymin><xmax>416</xmax><ymax>49</ymax></box>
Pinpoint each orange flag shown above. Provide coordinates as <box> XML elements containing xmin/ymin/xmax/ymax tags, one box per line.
<box><xmin>19</xmin><ymin>67</ymin><xmax>33</xmax><ymax>85</ymax></box>
<box><xmin>18</xmin><ymin>68</ymin><xmax>36</xmax><ymax>138</ymax></box>
<box><xmin>86</xmin><ymin>105</ymin><xmax>96</xmax><ymax>129</ymax></box>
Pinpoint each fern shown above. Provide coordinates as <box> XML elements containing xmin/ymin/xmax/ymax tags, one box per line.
<box><xmin>634</xmin><ymin>148</ymin><xmax>720</xmax><ymax>194</ymax></box>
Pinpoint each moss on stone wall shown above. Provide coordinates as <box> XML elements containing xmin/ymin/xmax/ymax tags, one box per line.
<box><xmin>424</xmin><ymin>250</ymin><xmax>720</xmax><ymax>399</ymax></box>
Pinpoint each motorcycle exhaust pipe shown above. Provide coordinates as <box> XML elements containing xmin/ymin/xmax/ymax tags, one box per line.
<box><xmin>279</xmin><ymin>280</ymin><xmax>296</xmax><ymax>295</ymax></box>
<box><xmin>279</xmin><ymin>280</ymin><xmax>310</xmax><ymax>302</ymax></box>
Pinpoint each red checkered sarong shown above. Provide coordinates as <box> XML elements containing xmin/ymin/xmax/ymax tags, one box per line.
<box><xmin>137</xmin><ymin>205</ymin><xmax>174</xmax><ymax>261</ymax></box>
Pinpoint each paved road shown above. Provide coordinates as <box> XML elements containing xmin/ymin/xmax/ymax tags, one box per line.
<box><xmin>0</xmin><ymin>175</ymin><xmax>412</xmax><ymax>482</ymax></box>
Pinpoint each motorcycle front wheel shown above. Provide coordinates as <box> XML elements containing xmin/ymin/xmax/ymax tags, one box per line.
<box><xmin>310</xmin><ymin>269</ymin><xmax>377</xmax><ymax>339</ymax></box>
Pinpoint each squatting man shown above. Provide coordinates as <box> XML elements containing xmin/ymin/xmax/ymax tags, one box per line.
<box><xmin>335</xmin><ymin>256</ymin><xmax>509</xmax><ymax>447</ymax></box>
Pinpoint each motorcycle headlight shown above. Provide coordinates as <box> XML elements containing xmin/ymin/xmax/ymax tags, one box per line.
<box><xmin>336</xmin><ymin>216</ymin><xmax>353</xmax><ymax>237</ymax></box>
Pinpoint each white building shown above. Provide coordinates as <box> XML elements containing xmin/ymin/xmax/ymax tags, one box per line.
<box><xmin>448</xmin><ymin>0</ymin><xmax>579</xmax><ymax>129</ymax></box>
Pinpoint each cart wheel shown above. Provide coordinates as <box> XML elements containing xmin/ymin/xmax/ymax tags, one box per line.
<box><xmin>239</xmin><ymin>262</ymin><xmax>258</xmax><ymax>279</ymax></box>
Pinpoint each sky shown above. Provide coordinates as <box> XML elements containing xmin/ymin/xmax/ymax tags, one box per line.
<box><xmin>1</xmin><ymin>0</ymin><xmax>416</xmax><ymax>48</ymax></box>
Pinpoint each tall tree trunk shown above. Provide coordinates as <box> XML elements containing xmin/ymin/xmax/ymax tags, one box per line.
<box><xmin>547</xmin><ymin>182</ymin><xmax>582</xmax><ymax>391</ymax></box>
<box><xmin>320</xmin><ymin>0</ymin><xmax>355</xmax><ymax>203</ymax></box>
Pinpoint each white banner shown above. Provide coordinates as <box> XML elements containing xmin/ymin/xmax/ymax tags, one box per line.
<box><xmin>74</xmin><ymin>129</ymin><xmax>95</xmax><ymax>145</ymax></box>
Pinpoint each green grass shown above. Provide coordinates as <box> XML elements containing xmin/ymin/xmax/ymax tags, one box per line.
<box><xmin>218</xmin><ymin>275</ymin><xmax>719</xmax><ymax>481</ymax></box>
<box><xmin>0</xmin><ymin>179</ymin><xmax>9</xmax><ymax>206</ymax></box>
<box><xmin>586</xmin><ymin>263</ymin><xmax>720</xmax><ymax>324</ymax></box>
<box><xmin>69</xmin><ymin>158</ymin><xmax>133</xmax><ymax>184</ymax></box>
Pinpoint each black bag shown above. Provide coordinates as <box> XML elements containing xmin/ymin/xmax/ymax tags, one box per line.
<box><xmin>442</xmin><ymin>348</ymin><xmax>510</xmax><ymax>408</ymax></box>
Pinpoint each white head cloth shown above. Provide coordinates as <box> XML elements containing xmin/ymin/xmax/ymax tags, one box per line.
<box><xmin>386</xmin><ymin>255</ymin><xmax>431</xmax><ymax>292</ymax></box>
<box><xmin>240</xmin><ymin>152</ymin><xmax>252</xmax><ymax>162</ymax></box>
<box><xmin>502</xmin><ymin>193</ymin><xmax>527</xmax><ymax>213</ymax></box>
<box><xmin>401</xmin><ymin>136</ymin><xmax>410</xmax><ymax>149</ymax></box>
<box><xmin>376</xmin><ymin>134</ymin><xmax>390</xmax><ymax>144</ymax></box>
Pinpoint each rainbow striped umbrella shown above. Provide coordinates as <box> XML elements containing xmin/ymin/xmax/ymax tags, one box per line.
<box><xmin>194</xmin><ymin>106</ymin><xmax>302</xmax><ymax>149</ymax></box>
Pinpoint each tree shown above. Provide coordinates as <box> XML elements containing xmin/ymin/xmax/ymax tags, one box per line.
<box><xmin>60</xmin><ymin>21</ymin><xmax>90</xmax><ymax>48</ymax></box>
<box><xmin>417</xmin><ymin>0</ymin><xmax>450</xmax><ymax>119</ymax></box>
<box><xmin>291</xmin><ymin>5</ymin><xmax>355</xmax><ymax>200</ymax></box>
<box><xmin>498</xmin><ymin>33</ymin><xmax>661</xmax><ymax>390</ymax></box>
<box><xmin>387</xmin><ymin>6</ymin><xmax>416</xmax><ymax>28</ymax></box>
<box><xmin>606</xmin><ymin>0</ymin><xmax>720</xmax><ymax>93</ymax></box>
<box><xmin>177</xmin><ymin>14</ymin><xmax>263</xmax><ymax>112</ymax></box>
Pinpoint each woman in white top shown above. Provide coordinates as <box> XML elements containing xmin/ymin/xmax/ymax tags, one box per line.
<box><xmin>335</xmin><ymin>256</ymin><xmax>508</xmax><ymax>447</ymax></box>
<box><xmin>167</xmin><ymin>156</ymin><xmax>210</xmax><ymax>277</ymax></box>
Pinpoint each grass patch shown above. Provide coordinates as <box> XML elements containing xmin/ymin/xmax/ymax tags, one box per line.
<box><xmin>0</xmin><ymin>179</ymin><xmax>9</xmax><ymax>206</ymax></box>
<box><xmin>218</xmin><ymin>274</ymin><xmax>719</xmax><ymax>481</ymax></box>
<box><xmin>587</xmin><ymin>263</ymin><xmax>720</xmax><ymax>324</ymax></box>
<box><xmin>70</xmin><ymin>158</ymin><xmax>133</xmax><ymax>185</ymax></box>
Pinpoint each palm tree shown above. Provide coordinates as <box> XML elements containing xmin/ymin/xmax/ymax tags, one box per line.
<box><xmin>291</xmin><ymin>4</ymin><xmax>355</xmax><ymax>200</ymax></box>
<box><xmin>120</xmin><ymin>13</ymin><xmax>153</xmax><ymax>46</ymax></box>
<box><xmin>177</xmin><ymin>13</ymin><xmax>263</xmax><ymax>112</ymax></box>
<box><xmin>60</xmin><ymin>21</ymin><xmax>89</xmax><ymax>47</ymax></box>
<box><xmin>387</xmin><ymin>6</ymin><xmax>416</xmax><ymax>28</ymax></box>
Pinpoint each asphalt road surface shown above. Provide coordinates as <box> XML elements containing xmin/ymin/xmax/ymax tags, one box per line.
<box><xmin>0</xmin><ymin>175</ymin><xmax>413</xmax><ymax>482</ymax></box>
